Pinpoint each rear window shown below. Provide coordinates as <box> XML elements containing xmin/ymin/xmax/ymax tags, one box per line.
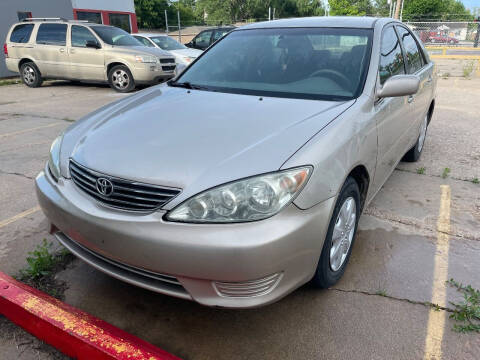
<box><xmin>10</xmin><ymin>24</ymin><xmax>34</xmax><ymax>43</ymax></box>
<box><xmin>36</xmin><ymin>23</ymin><xmax>67</xmax><ymax>46</ymax></box>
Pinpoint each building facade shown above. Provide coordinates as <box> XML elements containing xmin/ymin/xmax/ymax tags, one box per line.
<box><xmin>1</xmin><ymin>0</ymin><xmax>137</xmax><ymax>78</ymax></box>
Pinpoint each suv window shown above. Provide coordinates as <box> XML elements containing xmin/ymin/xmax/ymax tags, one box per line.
<box><xmin>379</xmin><ymin>26</ymin><xmax>405</xmax><ymax>85</ymax></box>
<box><xmin>10</xmin><ymin>24</ymin><xmax>34</xmax><ymax>43</ymax></box>
<box><xmin>134</xmin><ymin>36</ymin><xmax>154</xmax><ymax>47</ymax></box>
<box><xmin>396</xmin><ymin>26</ymin><xmax>424</xmax><ymax>74</ymax></box>
<box><xmin>36</xmin><ymin>23</ymin><xmax>67</xmax><ymax>46</ymax></box>
<box><xmin>195</xmin><ymin>30</ymin><xmax>212</xmax><ymax>47</ymax></box>
<box><xmin>71</xmin><ymin>26</ymin><xmax>98</xmax><ymax>47</ymax></box>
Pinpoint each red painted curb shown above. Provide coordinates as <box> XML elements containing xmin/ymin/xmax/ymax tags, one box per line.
<box><xmin>0</xmin><ymin>272</ymin><xmax>181</xmax><ymax>360</ymax></box>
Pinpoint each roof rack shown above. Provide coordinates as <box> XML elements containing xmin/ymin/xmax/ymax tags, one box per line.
<box><xmin>22</xmin><ymin>18</ymin><xmax>89</xmax><ymax>23</ymax></box>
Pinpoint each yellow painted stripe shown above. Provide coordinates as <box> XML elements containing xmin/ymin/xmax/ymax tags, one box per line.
<box><xmin>426</xmin><ymin>46</ymin><xmax>480</xmax><ymax>51</ymax></box>
<box><xmin>430</xmin><ymin>55</ymin><xmax>480</xmax><ymax>60</ymax></box>
<box><xmin>0</xmin><ymin>123</ymin><xmax>62</xmax><ymax>139</ymax></box>
<box><xmin>0</xmin><ymin>206</ymin><xmax>40</xmax><ymax>229</ymax></box>
<box><xmin>423</xmin><ymin>185</ymin><xmax>451</xmax><ymax>360</ymax></box>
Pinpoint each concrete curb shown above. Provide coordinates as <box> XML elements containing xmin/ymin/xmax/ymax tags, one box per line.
<box><xmin>0</xmin><ymin>271</ymin><xmax>181</xmax><ymax>360</ymax></box>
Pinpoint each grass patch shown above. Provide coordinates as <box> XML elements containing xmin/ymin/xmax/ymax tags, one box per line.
<box><xmin>17</xmin><ymin>239</ymin><xmax>74</xmax><ymax>299</ymax></box>
<box><xmin>472</xmin><ymin>177</ymin><xmax>479</xmax><ymax>184</ymax></box>
<box><xmin>376</xmin><ymin>289</ymin><xmax>387</xmax><ymax>297</ymax></box>
<box><xmin>442</xmin><ymin>167</ymin><xmax>451</xmax><ymax>179</ymax></box>
<box><xmin>462</xmin><ymin>61</ymin><xmax>475</xmax><ymax>78</ymax></box>
<box><xmin>0</xmin><ymin>78</ymin><xmax>21</xmax><ymax>86</ymax></box>
<box><xmin>447</xmin><ymin>279</ymin><xmax>480</xmax><ymax>333</ymax></box>
<box><xmin>416</xmin><ymin>167</ymin><xmax>426</xmax><ymax>175</ymax></box>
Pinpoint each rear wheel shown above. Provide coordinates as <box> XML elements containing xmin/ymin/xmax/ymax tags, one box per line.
<box><xmin>312</xmin><ymin>177</ymin><xmax>360</xmax><ymax>288</ymax></box>
<box><xmin>20</xmin><ymin>62</ymin><xmax>43</xmax><ymax>88</ymax></box>
<box><xmin>108</xmin><ymin>65</ymin><xmax>135</xmax><ymax>93</ymax></box>
<box><xmin>403</xmin><ymin>114</ymin><xmax>428</xmax><ymax>162</ymax></box>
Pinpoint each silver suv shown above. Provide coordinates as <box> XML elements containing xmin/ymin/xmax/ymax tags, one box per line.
<box><xmin>4</xmin><ymin>18</ymin><xmax>176</xmax><ymax>92</ymax></box>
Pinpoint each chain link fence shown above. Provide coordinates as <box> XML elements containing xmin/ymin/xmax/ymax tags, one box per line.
<box><xmin>405</xmin><ymin>21</ymin><xmax>479</xmax><ymax>47</ymax></box>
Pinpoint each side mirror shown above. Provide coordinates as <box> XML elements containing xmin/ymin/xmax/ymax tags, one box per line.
<box><xmin>376</xmin><ymin>75</ymin><xmax>420</xmax><ymax>99</ymax></box>
<box><xmin>185</xmin><ymin>41</ymin><xmax>193</xmax><ymax>48</ymax></box>
<box><xmin>86</xmin><ymin>40</ymin><xmax>101</xmax><ymax>49</ymax></box>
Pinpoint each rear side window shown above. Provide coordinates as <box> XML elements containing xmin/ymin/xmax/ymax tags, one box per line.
<box><xmin>36</xmin><ymin>23</ymin><xmax>67</xmax><ymax>46</ymax></box>
<box><xmin>396</xmin><ymin>26</ymin><xmax>424</xmax><ymax>74</ymax></box>
<box><xmin>10</xmin><ymin>24</ymin><xmax>34</xmax><ymax>43</ymax></box>
<box><xmin>379</xmin><ymin>26</ymin><xmax>405</xmax><ymax>85</ymax></box>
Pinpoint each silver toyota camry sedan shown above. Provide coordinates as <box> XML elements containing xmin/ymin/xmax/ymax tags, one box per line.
<box><xmin>36</xmin><ymin>17</ymin><xmax>436</xmax><ymax>308</ymax></box>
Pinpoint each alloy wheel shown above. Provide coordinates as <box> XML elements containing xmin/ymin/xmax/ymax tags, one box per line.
<box><xmin>23</xmin><ymin>65</ymin><xmax>36</xmax><ymax>85</ymax></box>
<box><xmin>330</xmin><ymin>197</ymin><xmax>356</xmax><ymax>272</ymax></box>
<box><xmin>112</xmin><ymin>69</ymin><xmax>130</xmax><ymax>90</ymax></box>
<box><xmin>418</xmin><ymin>115</ymin><xmax>428</xmax><ymax>153</ymax></box>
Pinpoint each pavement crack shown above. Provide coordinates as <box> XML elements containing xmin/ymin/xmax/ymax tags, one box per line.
<box><xmin>329</xmin><ymin>287</ymin><xmax>454</xmax><ymax>313</ymax></box>
<box><xmin>395</xmin><ymin>167</ymin><xmax>478</xmax><ymax>184</ymax></box>
<box><xmin>0</xmin><ymin>169</ymin><xmax>34</xmax><ymax>180</ymax></box>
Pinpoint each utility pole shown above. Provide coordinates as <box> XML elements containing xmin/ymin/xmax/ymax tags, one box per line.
<box><xmin>273</xmin><ymin>8</ymin><xmax>275</xmax><ymax>20</ymax></box>
<box><xmin>474</xmin><ymin>17</ymin><xmax>480</xmax><ymax>48</ymax></box>
<box><xmin>268</xmin><ymin>7</ymin><xmax>271</xmax><ymax>21</ymax></box>
<box><xmin>394</xmin><ymin>0</ymin><xmax>403</xmax><ymax>20</ymax></box>
<box><xmin>400</xmin><ymin>0</ymin><xmax>404</xmax><ymax>21</ymax></box>
<box><xmin>177</xmin><ymin>11</ymin><xmax>181</xmax><ymax>43</ymax></box>
<box><xmin>164</xmin><ymin>10</ymin><xmax>168</xmax><ymax>34</ymax></box>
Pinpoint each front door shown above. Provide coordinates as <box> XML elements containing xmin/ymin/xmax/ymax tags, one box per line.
<box><xmin>192</xmin><ymin>30</ymin><xmax>213</xmax><ymax>50</ymax></box>
<box><xmin>371</xmin><ymin>25</ymin><xmax>413</xmax><ymax>194</ymax></box>
<box><xmin>33</xmin><ymin>23</ymin><xmax>69</xmax><ymax>77</ymax></box>
<box><xmin>68</xmin><ymin>25</ymin><xmax>105</xmax><ymax>80</ymax></box>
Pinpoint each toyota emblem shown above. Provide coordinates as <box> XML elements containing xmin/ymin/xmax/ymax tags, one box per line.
<box><xmin>96</xmin><ymin>177</ymin><xmax>114</xmax><ymax>196</ymax></box>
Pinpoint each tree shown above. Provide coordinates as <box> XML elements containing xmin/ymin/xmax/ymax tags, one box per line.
<box><xmin>329</xmin><ymin>0</ymin><xmax>374</xmax><ymax>16</ymax></box>
<box><xmin>401</xmin><ymin>0</ymin><xmax>472</xmax><ymax>21</ymax></box>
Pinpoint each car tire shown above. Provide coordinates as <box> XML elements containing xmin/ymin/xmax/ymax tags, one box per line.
<box><xmin>311</xmin><ymin>177</ymin><xmax>360</xmax><ymax>288</ymax></box>
<box><xmin>20</xmin><ymin>62</ymin><xmax>43</xmax><ymax>88</ymax></box>
<box><xmin>403</xmin><ymin>114</ymin><xmax>428</xmax><ymax>162</ymax></box>
<box><xmin>108</xmin><ymin>65</ymin><xmax>135</xmax><ymax>93</ymax></box>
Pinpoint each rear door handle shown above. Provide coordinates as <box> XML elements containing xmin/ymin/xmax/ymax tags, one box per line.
<box><xmin>59</xmin><ymin>48</ymin><xmax>65</xmax><ymax>53</ymax></box>
<box><xmin>407</xmin><ymin>95</ymin><xmax>414</xmax><ymax>103</ymax></box>
<box><xmin>70</xmin><ymin>49</ymin><xmax>76</xmax><ymax>54</ymax></box>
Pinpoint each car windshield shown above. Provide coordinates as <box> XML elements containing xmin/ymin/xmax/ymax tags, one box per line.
<box><xmin>150</xmin><ymin>36</ymin><xmax>186</xmax><ymax>50</ymax></box>
<box><xmin>91</xmin><ymin>26</ymin><xmax>142</xmax><ymax>46</ymax></box>
<box><xmin>174</xmin><ymin>27</ymin><xmax>373</xmax><ymax>101</ymax></box>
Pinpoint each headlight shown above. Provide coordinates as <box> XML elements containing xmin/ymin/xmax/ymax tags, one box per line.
<box><xmin>166</xmin><ymin>167</ymin><xmax>312</xmax><ymax>223</ymax></box>
<box><xmin>48</xmin><ymin>134</ymin><xmax>63</xmax><ymax>181</ymax></box>
<box><xmin>135</xmin><ymin>55</ymin><xmax>157</xmax><ymax>63</ymax></box>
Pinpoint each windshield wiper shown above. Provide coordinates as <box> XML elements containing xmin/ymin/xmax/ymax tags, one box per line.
<box><xmin>168</xmin><ymin>81</ymin><xmax>209</xmax><ymax>90</ymax></box>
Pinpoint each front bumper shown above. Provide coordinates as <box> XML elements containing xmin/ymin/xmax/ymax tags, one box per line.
<box><xmin>131</xmin><ymin>63</ymin><xmax>175</xmax><ymax>84</ymax></box>
<box><xmin>36</xmin><ymin>167</ymin><xmax>334</xmax><ymax>308</ymax></box>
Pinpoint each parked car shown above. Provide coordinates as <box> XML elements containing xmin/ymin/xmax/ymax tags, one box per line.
<box><xmin>429</xmin><ymin>34</ymin><xmax>459</xmax><ymax>44</ymax></box>
<box><xmin>133</xmin><ymin>33</ymin><xmax>202</xmax><ymax>73</ymax></box>
<box><xmin>185</xmin><ymin>26</ymin><xmax>235</xmax><ymax>50</ymax></box>
<box><xmin>4</xmin><ymin>18</ymin><xmax>177</xmax><ymax>92</ymax></box>
<box><xmin>36</xmin><ymin>17</ymin><xmax>436</xmax><ymax>308</ymax></box>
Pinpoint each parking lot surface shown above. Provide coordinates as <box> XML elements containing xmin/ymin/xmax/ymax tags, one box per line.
<box><xmin>0</xmin><ymin>78</ymin><xmax>479</xmax><ymax>359</ymax></box>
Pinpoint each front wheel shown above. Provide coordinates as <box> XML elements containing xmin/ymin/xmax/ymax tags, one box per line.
<box><xmin>20</xmin><ymin>62</ymin><xmax>43</xmax><ymax>88</ymax></box>
<box><xmin>403</xmin><ymin>114</ymin><xmax>428</xmax><ymax>162</ymax></box>
<box><xmin>108</xmin><ymin>65</ymin><xmax>135</xmax><ymax>93</ymax></box>
<box><xmin>312</xmin><ymin>177</ymin><xmax>360</xmax><ymax>288</ymax></box>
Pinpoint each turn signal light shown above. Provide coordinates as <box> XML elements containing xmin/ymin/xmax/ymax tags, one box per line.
<box><xmin>3</xmin><ymin>43</ymin><xmax>8</xmax><ymax>58</ymax></box>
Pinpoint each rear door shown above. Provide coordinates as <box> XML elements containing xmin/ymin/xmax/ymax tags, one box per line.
<box><xmin>396</xmin><ymin>25</ymin><xmax>433</xmax><ymax>145</ymax></box>
<box><xmin>34</xmin><ymin>23</ymin><xmax>69</xmax><ymax>77</ymax></box>
<box><xmin>372</xmin><ymin>25</ymin><xmax>411</xmax><ymax>193</ymax></box>
<box><xmin>68</xmin><ymin>25</ymin><xmax>105</xmax><ymax>80</ymax></box>
<box><xmin>6</xmin><ymin>23</ymin><xmax>35</xmax><ymax>61</ymax></box>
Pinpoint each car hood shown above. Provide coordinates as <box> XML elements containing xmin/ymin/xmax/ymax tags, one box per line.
<box><xmin>61</xmin><ymin>85</ymin><xmax>354</xmax><ymax>208</ymax></box>
<box><xmin>168</xmin><ymin>48</ymin><xmax>203</xmax><ymax>59</ymax></box>
<box><xmin>109</xmin><ymin>45</ymin><xmax>172</xmax><ymax>57</ymax></box>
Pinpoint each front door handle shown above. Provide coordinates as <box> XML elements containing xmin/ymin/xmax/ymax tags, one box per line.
<box><xmin>70</xmin><ymin>48</ymin><xmax>76</xmax><ymax>54</ymax></box>
<box><xmin>59</xmin><ymin>48</ymin><xmax>65</xmax><ymax>53</ymax></box>
<box><xmin>407</xmin><ymin>95</ymin><xmax>414</xmax><ymax>103</ymax></box>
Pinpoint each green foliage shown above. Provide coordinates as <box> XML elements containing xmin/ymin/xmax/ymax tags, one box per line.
<box><xmin>402</xmin><ymin>0</ymin><xmax>473</xmax><ymax>21</ymax></box>
<box><xmin>472</xmin><ymin>177</ymin><xmax>479</xmax><ymax>184</ymax></box>
<box><xmin>447</xmin><ymin>278</ymin><xmax>480</xmax><ymax>333</ymax></box>
<box><xmin>442</xmin><ymin>167</ymin><xmax>450</xmax><ymax>178</ymax></box>
<box><xmin>20</xmin><ymin>239</ymin><xmax>56</xmax><ymax>279</ymax></box>
<box><xmin>462</xmin><ymin>61</ymin><xmax>475</xmax><ymax>78</ymax></box>
<box><xmin>329</xmin><ymin>0</ymin><xmax>373</xmax><ymax>16</ymax></box>
<box><xmin>416</xmin><ymin>167</ymin><xmax>426</xmax><ymax>175</ymax></box>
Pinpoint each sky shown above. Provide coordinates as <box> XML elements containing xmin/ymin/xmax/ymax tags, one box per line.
<box><xmin>461</xmin><ymin>0</ymin><xmax>478</xmax><ymax>11</ymax></box>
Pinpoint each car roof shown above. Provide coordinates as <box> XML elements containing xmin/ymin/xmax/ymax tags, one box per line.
<box><xmin>135</xmin><ymin>33</ymin><xmax>167</xmax><ymax>37</ymax></box>
<box><xmin>238</xmin><ymin>16</ymin><xmax>391</xmax><ymax>30</ymax></box>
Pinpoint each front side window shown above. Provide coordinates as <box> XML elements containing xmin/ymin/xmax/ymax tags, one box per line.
<box><xmin>76</xmin><ymin>11</ymin><xmax>102</xmax><ymax>24</ymax></box>
<box><xmin>194</xmin><ymin>31</ymin><xmax>212</xmax><ymax>47</ymax></box>
<box><xmin>175</xmin><ymin>28</ymin><xmax>373</xmax><ymax>101</ymax></box>
<box><xmin>36</xmin><ymin>23</ymin><xmax>67</xmax><ymax>46</ymax></box>
<box><xmin>213</xmin><ymin>29</ymin><xmax>230</xmax><ymax>42</ymax></box>
<box><xmin>396</xmin><ymin>26</ymin><xmax>424</xmax><ymax>74</ymax></box>
<box><xmin>150</xmin><ymin>36</ymin><xmax>186</xmax><ymax>50</ymax></box>
<box><xmin>10</xmin><ymin>24</ymin><xmax>34</xmax><ymax>43</ymax></box>
<box><xmin>134</xmin><ymin>36</ymin><xmax>154</xmax><ymax>47</ymax></box>
<box><xmin>71</xmin><ymin>26</ymin><xmax>99</xmax><ymax>47</ymax></box>
<box><xmin>91</xmin><ymin>26</ymin><xmax>141</xmax><ymax>46</ymax></box>
<box><xmin>379</xmin><ymin>26</ymin><xmax>405</xmax><ymax>85</ymax></box>
<box><xmin>109</xmin><ymin>13</ymin><xmax>131</xmax><ymax>33</ymax></box>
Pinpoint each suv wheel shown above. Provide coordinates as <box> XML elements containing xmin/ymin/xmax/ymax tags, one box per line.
<box><xmin>20</xmin><ymin>62</ymin><xmax>43</xmax><ymax>88</ymax></box>
<box><xmin>403</xmin><ymin>114</ymin><xmax>428</xmax><ymax>162</ymax></box>
<box><xmin>312</xmin><ymin>177</ymin><xmax>360</xmax><ymax>288</ymax></box>
<box><xmin>108</xmin><ymin>65</ymin><xmax>135</xmax><ymax>93</ymax></box>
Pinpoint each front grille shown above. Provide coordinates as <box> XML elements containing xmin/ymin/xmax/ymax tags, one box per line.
<box><xmin>213</xmin><ymin>273</ymin><xmax>282</xmax><ymax>298</ymax></box>
<box><xmin>162</xmin><ymin>65</ymin><xmax>176</xmax><ymax>72</ymax></box>
<box><xmin>69</xmin><ymin>160</ymin><xmax>181</xmax><ymax>212</ymax></box>
<box><xmin>160</xmin><ymin>58</ymin><xmax>175</xmax><ymax>64</ymax></box>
